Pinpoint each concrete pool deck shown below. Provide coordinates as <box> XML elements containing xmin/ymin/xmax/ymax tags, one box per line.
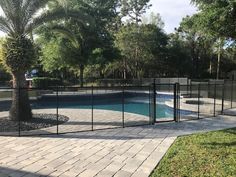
<box><xmin>0</xmin><ymin>112</ymin><xmax>235</xmax><ymax>177</ymax></box>
<box><xmin>166</xmin><ymin>97</ymin><xmax>234</xmax><ymax>118</ymax></box>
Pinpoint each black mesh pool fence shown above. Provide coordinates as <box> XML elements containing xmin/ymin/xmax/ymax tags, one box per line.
<box><xmin>0</xmin><ymin>81</ymin><xmax>235</xmax><ymax>136</ymax></box>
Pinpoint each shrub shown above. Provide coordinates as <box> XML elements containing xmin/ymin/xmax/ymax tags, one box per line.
<box><xmin>32</xmin><ymin>77</ymin><xmax>61</xmax><ymax>88</ymax></box>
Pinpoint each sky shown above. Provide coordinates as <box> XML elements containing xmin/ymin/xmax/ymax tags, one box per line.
<box><xmin>148</xmin><ymin>0</ymin><xmax>197</xmax><ymax>33</ymax></box>
<box><xmin>0</xmin><ymin>0</ymin><xmax>197</xmax><ymax>36</ymax></box>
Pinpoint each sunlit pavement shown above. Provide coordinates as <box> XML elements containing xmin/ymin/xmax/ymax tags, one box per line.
<box><xmin>0</xmin><ymin>114</ymin><xmax>235</xmax><ymax>177</ymax></box>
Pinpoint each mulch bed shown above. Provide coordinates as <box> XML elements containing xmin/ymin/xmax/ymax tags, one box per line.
<box><xmin>0</xmin><ymin>114</ymin><xmax>69</xmax><ymax>132</ymax></box>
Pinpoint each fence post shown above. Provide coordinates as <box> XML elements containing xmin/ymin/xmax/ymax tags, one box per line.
<box><xmin>208</xmin><ymin>81</ymin><xmax>210</xmax><ymax>98</ymax></box>
<box><xmin>149</xmin><ymin>86</ymin><xmax>151</xmax><ymax>124</ymax></box>
<box><xmin>231</xmin><ymin>79</ymin><xmax>233</xmax><ymax>108</ymax></box>
<box><xmin>214</xmin><ymin>82</ymin><xmax>216</xmax><ymax>117</ymax></box>
<box><xmin>198</xmin><ymin>84</ymin><xmax>200</xmax><ymax>119</ymax></box>
<box><xmin>122</xmin><ymin>85</ymin><xmax>125</xmax><ymax>128</ymax></box>
<box><xmin>174</xmin><ymin>83</ymin><xmax>177</xmax><ymax>122</ymax></box>
<box><xmin>177</xmin><ymin>83</ymin><xmax>180</xmax><ymax>122</ymax></box>
<box><xmin>190</xmin><ymin>81</ymin><xmax>192</xmax><ymax>98</ymax></box>
<box><xmin>174</xmin><ymin>83</ymin><xmax>180</xmax><ymax>122</ymax></box>
<box><xmin>221</xmin><ymin>81</ymin><xmax>225</xmax><ymax>114</ymax></box>
<box><xmin>169</xmin><ymin>79</ymin><xmax>171</xmax><ymax>92</ymax></box>
<box><xmin>18</xmin><ymin>87</ymin><xmax>21</xmax><ymax>137</ymax></box>
<box><xmin>187</xmin><ymin>80</ymin><xmax>189</xmax><ymax>96</ymax></box>
<box><xmin>56</xmin><ymin>86</ymin><xmax>59</xmax><ymax>135</ymax></box>
<box><xmin>91</xmin><ymin>85</ymin><xmax>94</xmax><ymax>131</ymax></box>
<box><xmin>152</xmin><ymin>79</ymin><xmax>156</xmax><ymax>124</ymax></box>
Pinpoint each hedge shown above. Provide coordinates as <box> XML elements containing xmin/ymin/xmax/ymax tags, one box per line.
<box><xmin>32</xmin><ymin>77</ymin><xmax>61</xmax><ymax>88</ymax></box>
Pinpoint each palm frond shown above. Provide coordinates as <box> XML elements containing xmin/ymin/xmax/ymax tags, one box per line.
<box><xmin>21</xmin><ymin>0</ymin><xmax>51</xmax><ymax>31</ymax></box>
<box><xmin>22</xmin><ymin>0</ymin><xmax>50</xmax><ymax>20</ymax></box>
<box><xmin>0</xmin><ymin>0</ymin><xmax>15</xmax><ymax>24</ymax></box>
<box><xmin>56</xmin><ymin>0</ymin><xmax>69</xmax><ymax>9</ymax></box>
<box><xmin>0</xmin><ymin>0</ymin><xmax>25</xmax><ymax>35</ymax></box>
<box><xmin>51</xmin><ymin>25</ymin><xmax>80</xmax><ymax>48</ymax></box>
<box><xmin>22</xmin><ymin>0</ymin><xmax>71</xmax><ymax>23</ymax></box>
<box><xmin>0</xmin><ymin>0</ymin><xmax>14</xmax><ymax>14</ymax></box>
<box><xmin>25</xmin><ymin>8</ymin><xmax>94</xmax><ymax>34</ymax></box>
<box><xmin>0</xmin><ymin>16</ymin><xmax>13</xmax><ymax>34</ymax></box>
<box><xmin>12</xmin><ymin>0</ymin><xmax>23</xmax><ymax>9</ymax></box>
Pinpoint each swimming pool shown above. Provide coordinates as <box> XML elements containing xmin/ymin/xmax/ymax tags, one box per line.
<box><xmin>36</xmin><ymin>92</ymin><xmax>193</xmax><ymax>119</ymax></box>
<box><xmin>60</xmin><ymin>102</ymin><xmax>173</xmax><ymax>118</ymax></box>
<box><xmin>47</xmin><ymin>95</ymin><xmax>174</xmax><ymax>119</ymax></box>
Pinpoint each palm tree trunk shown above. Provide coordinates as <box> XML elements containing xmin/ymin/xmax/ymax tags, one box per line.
<box><xmin>9</xmin><ymin>72</ymin><xmax>32</xmax><ymax>121</ymax></box>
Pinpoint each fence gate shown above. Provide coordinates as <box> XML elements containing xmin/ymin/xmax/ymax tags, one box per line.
<box><xmin>152</xmin><ymin>83</ymin><xmax>179</xmax><ymax>123</ymax></box>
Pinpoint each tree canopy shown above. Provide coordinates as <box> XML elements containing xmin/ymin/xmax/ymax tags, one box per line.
<box><xmin>191</xmin><ymin>0</ymin><xmax>236</xmax><ymax>39</ymax></box>
<box><xmin>2</xmin><ymin>0</ymin><xmax>235</xmax><ymax>87</ymax></box>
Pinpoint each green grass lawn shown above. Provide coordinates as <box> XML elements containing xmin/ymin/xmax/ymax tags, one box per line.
<box><xmin>151</xmin><ymin>128</ymin><xmax>236</xmax><ymax>177</ymax></box>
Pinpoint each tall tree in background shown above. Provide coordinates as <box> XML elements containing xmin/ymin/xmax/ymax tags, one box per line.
<box><xmin>190</xmin><ymin>0</ymin><xmax>236</xmax><ymax>79</ymax></box>
<box><xmin>121</xmin><ymin>0</ymin><xmax>151</xmax><ymax>24</ymax></box>
<box><xmin>65</xmin><ymin>0</ymin><xmax>120</xmax><ymax>79</ymax></box>
<box><xmin>120</xmin><ymin>0</ymin><xmax>152</xmax><ymax>78</ymax></box>
<box><xmin>166</xmin><ymin>33</ymin><xmax>192</xmax><ymax>77</ymax></box>
<box><xmin>0</xmin><ymin>0</ymin><xmax>92</xmax><ymax>121</ymax></box>
<box><xmin>52</xmin><ymin>24</ymin><xmax>94</xmax><ymax>87</ymax></box>
<box><xmin>115</xmin><ymin>23</ymin><xmax>168</xmax><ymax>78</ymax></box>
<box><xmin>142</xmin><ymin>12</ymin><xmax>165</xmax><ymax>29</ymax></box>
<box><xmin>191</xmin><ymin>0</ymin><xmax>236</xmax><ymax>39</ymax></box>
<box><xmin>222</xmin><ymin>42</ymin><xmax>236</xmax><ymax>78</ymax></box>
<box><xmin>38</xmin><ymin>0</ymin><xmax>120</xmax><ymax>82</ymax></box>
<box><xmin>178</xmin><ymin>15</ymin><xmax>217</xmax><ymax>78</ymax></box>
<box><xmin>37</xmin><ymin>31</ymin><xmax>77</xmax><ymax>80</ymax></box>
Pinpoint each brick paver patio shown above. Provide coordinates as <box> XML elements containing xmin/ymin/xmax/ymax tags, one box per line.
<box><xmin>0</xmin><ymin>114</ymin><xmax>235</xmax><ymax>177</ymax></box>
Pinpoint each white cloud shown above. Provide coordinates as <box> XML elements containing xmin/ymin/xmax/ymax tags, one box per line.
<box><xmin>148</xmin><ymin>0</ymin><xmax>197</xmax><ymax>33</ymax></box>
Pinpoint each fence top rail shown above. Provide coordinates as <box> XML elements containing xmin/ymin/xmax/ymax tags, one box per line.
<box><xmin>155</xmin><ymin>83</ymin><xmax>176</xmax><ymax>86</ymax></box>
<box><xmin>0</xmin><ymin>85</ymin><xmax>152</xmax><ymax>90</ymax></box>
<box><xmin>0</xmin><ymin>82</ymin><xmax>233</xmax><ymax>91</ymax></box>
<box><xmin>180</xmin><ymin>83</ymin><xmax>224</xmax><ymax>86</ymax></box>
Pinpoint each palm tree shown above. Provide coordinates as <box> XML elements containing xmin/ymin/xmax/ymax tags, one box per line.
<box><xmin>0</xmin><ymin>0</ymin><xmax>92</xmax><ymax>121</ymax></box>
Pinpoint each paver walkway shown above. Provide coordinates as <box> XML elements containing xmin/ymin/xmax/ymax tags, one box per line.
<box><xmin>0</xmin><ymin>115</ymin><xmax>235</xmax><ymax>177</ymax></box>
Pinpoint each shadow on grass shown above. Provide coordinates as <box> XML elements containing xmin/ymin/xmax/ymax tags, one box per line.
<box><xmin>203</xmin><ymin>141</ymin><xmax>236</xmax><ymax>147</ymax></box>
<box><xmin>201</xmin><ymin>128</ymin><xmax>236</xmax><ymax>147</ymax></box>
<box><xmin>223</xmin><ymin>128</ymin><xmax>236</xmax><ymax>135</ymax></box>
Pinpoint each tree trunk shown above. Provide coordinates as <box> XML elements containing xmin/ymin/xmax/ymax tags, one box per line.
<box><xmin>80</xmin><ymin>65</ymin><xmax>84</xmax><ymax>88</ymax></box>
<box><xmin>9</xmin><ymin>72</ymin><xmax>32</xmax><ymax>121</ymax></box>
<box><xmin>123</xmin><ymin>58</ymin><xmax>127</xmax><ymax>79</ymax></box>
<box><xmin>217</xmin><ymin>51</ymin><xmax>221</xmax><ymax>80</ymax></box>
<box><xmin>209</xmin><ymin>55</ymin><xmax>212</xmax><ymax>76</ymax></box>
<box><xmin>216</xmin><ymin>38</ymin><xmax>223</xmax><ymax>80</ymax></box>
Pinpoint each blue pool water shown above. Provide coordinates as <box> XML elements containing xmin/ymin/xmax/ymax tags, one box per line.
<box><xmin>59</xmin><ymin>102</ymin><xmax>173</xmax><ymax>119</ymax></box>
<box><xmin>36</xmin><ymin>93</ymin><xmax>194</xmax><ymax>119</ymax></box>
